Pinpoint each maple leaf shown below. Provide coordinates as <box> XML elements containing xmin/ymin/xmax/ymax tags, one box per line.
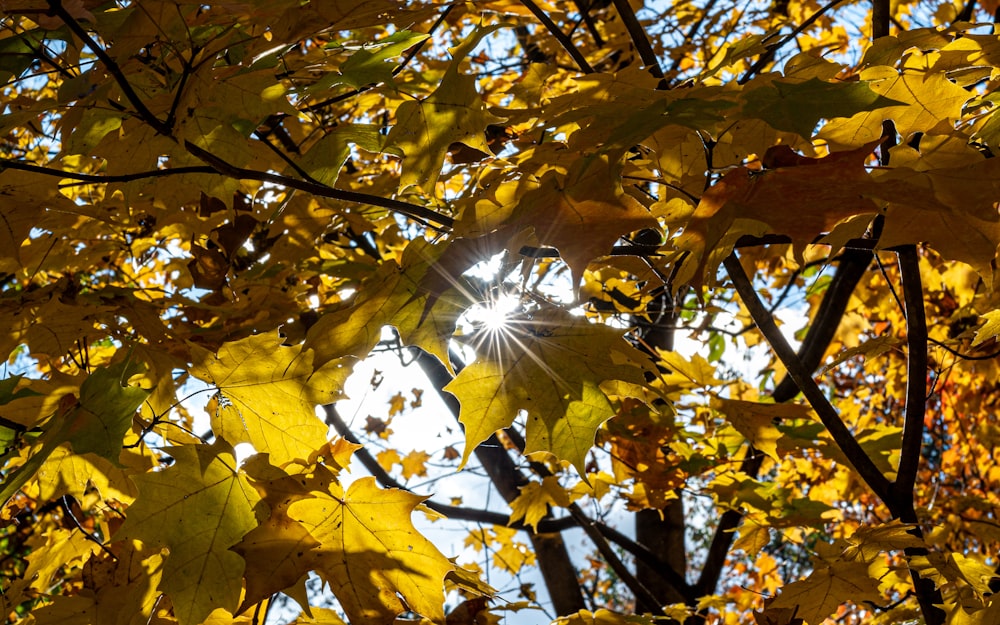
<box><xmin>509</xmin><ymin>476</ymin><xmax>571</xmax><ymax>531</ymax></box>
<box><xmin>387</xmin><ymin>27</ymin><xmax>506</xmax><ymax>192</ymax></box>
<box><xmin>446</xmin><ymin>305</ymin><xmax>648</xmax><ymax>474</ymax></box>
<box><xmin>841</xmin><ymin>520</ymin><xmax>926</xmax><ymax>563</ymax></box>
<box><xmin>401</xmin><ymin>450</ymin><xmax>431</xmax><ymax>479</ymax></box>
<box><xmin>711</xmin><ymin>398</ymin><xmax>813</xmax><ymax>461</ymax></box>
<box><xmin>675</xmin><ymin>141</ymin><xmax>882</xmax><ymax>284</ymax></box>
<box><xmin>510</xmin><ymin>155</ymin><xmax>658</xmax><ymax>286</ymax></box>
<box><xmin>287</xmin><ymin>474</ymin><xmax>455</xmax><ymax>625</ymax></box>
<box><xmin>114</xmin><ymin>441</ymin><xmax>263</xmax><ymax>625</ymax></box>
<box><xmin>190</xmin><ymin>330</ymin><xmax>349</xmax><ymax>466</ymax></box>
<box><xmin>973</xmin><ymin>310</ymin><xmax>1000</xmax><ymax>346</ymax></box>
<box><xmin>820</xmin><ymin>66</ymin><xmax>973</xmax><ymax>147</ymax></box>
<box><xmin>868</xmin><ymin>159</ymin><xmax>1000</xmax><ymax>285</ymax></box>
<box><xmin>767</xmin><ymin>561</ymin><xmax>883</xmax><ymax>625</ymax></box>
<box><xmin>742</xmin><ymin>76</ymin><xmax>904</xmax><ymax>139</ymax></box>
<box><xmin>0</xmin><ymin>360</ymin><xmax>148</xmax><ymax>507</ymax></box>
<box><xmin>304</xmin><ymin>238</ymin><xmax>466</xmax><ymax>370</ymax></box>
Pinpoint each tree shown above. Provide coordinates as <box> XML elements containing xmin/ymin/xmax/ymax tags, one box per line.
<box><xmin>2</xmin><ymin>0</ymin><xmax>1000</xmax><ymax>623</ymax></box>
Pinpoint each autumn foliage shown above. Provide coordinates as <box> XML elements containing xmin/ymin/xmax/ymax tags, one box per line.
<box><xmin>3</xmin><ymin>0</ymin><xmax>1000</xmax><ymax>624</ymax></box>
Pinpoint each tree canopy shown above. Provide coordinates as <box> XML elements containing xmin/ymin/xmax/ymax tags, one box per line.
<box><xmin>2</xmin><ymin>0</ymin><xmax>1000</xmax><ymax>624</ymax></box>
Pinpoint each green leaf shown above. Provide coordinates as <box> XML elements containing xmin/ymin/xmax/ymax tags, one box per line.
<box><xmin>337</xmin><ymin>31</ymin><xmax>430</xmax><ymax>88</ymax></box>
<box><xmin>742</xmin><ymin>77</ymin><xmax>904</xmax><ymax>138</ymax></box>
<box><xmin>0</xmin><ymin>375</ymin><xmax>40</xmax><ymax>405</ymax></box>
<box><xmin>71</xmin><ymin>359</ymin><xmax>150</xmax><ymax>463</ymax></box>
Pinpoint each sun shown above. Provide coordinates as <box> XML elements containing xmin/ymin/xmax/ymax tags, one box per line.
<box><xmin>466</xmin><ymin>293</ymin><xmax>520</xmax><ymax>334</ymax></box>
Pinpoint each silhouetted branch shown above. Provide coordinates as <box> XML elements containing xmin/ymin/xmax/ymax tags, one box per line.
<box><xmin>0</xmin><ymin>153</ymin><xmax>455</xmax><ymax>230</ymax></box>
<box><xmin>47</xmin><ymin>0</ymin><xmax>171</xmax><ymax>135</ymax></box>
<box><xmin>894</xmin><ymin>246</ymin><xmax>927</xmax><ymax>496</ymax></box>
<box><xmin>611</xmin><ymin>0</ymin><xmax>665</xmax><ymax>79</ymax></box>
<box><xmin>723</xmin><ymin>252</ymin><xmax>893</xmax><ymax>502</ymax></box>
<box><xmin>520</xmin><ymin>0</ymin><xmax>596</xmax><ymax>73</ymax></box>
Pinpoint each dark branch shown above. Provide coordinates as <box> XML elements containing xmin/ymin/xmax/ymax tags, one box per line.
<box><xmin>520</xmin><ymin>0</ymin><xmax>596</xmax><ymax>73</ymax></box>
<box><xmin>694</xmin><ymin>449</ymin><xmax>764</xmax><ymax>598</ymax></box>
<box><xmin>610</xmin><ymin>0</ymin><xmax>665</xmax><ymax>79</ymax></box>
<box><xmin>1</xmin><ymin>153</ymin><xmax>454</xmax><ymax>230</ymax></box>
<box><xmin>738</xmin><ymin>0</ymin><xmax>848</xmax><ymax>85</ymax></box>
<box><xmin>893</xmin><ymin>246</ymin><xmax>927</xmax><ymax>497</ymax></box>
<box><xmin>47</xmin><ymin>0</ymin><xmax>171</xmax><ymax>135</ymax></box>
<box><xmin>723</xmin><ymin>252</ymin><xmax>893</xmax><ymax>502</ymax></box>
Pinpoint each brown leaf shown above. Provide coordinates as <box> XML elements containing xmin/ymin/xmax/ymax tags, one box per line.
<box><xmin>676</xmin><ymin>140</ymin><xmax>882</xmax><ymax>285</ymax></box>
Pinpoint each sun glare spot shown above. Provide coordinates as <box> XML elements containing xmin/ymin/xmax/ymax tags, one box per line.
<box><xmin>467</xmin><ymin>294</ymin><xmax>520</xmax><ymax>333</ymax></box>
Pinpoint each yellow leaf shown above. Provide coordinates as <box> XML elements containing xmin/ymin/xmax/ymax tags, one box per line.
<box><xmin>23</xmin><ymin>528</ymin><xmax>97</xmax><ymax>592</ymax></box>
<box><xmin>304</xmin><ymin>239</ymin><xmax>466</xmax><ymax>370</ymax></box>
<box><xmin>191</xmin><ymin>330</ymin><xmax>349</xmax><ymax>465</ymax></box>
<box><xmin>289</xmin><ymin>607</ymin><xmax>349</xmax><ymax>625</ymax></box>
<box><xmin>711</xmin><ymin>398</ymin><xmax>813</xmax><ymax>460</ymax></box>
<box><xmin>508</xmin><ymin>476</ymin><xmax>569</xmax><ymax>531</ymax></box>
<box><xmin>377</xmin><ymin>449</ymin><xmax>402</xmax><ymax>473</ymax></box>
<box><xmin>657</xmin><ymin>350</ymin><xmax>725</xmax><ymax>389</ymax></box>
<box><xmin>388</xmin><ymin>392</ymin><xmax>406</xmax><ymax>417</ymax></box>
<box><xmin>973</xmin><ymin>310</ymin><xmax>1000</xmax><ymax>346</ymax></box>
<box><xmin>768</xmin><ymin>561</ymin><xmax>883</xmax><ymax>625</ymax></box>
<box><xmin>554</xmin><ymin>608</ymin><xmax>654</xmax><ymax>624</ymax></box>
<box><xmin>820</xmin><ymin>65</ymin><xmax>972</xmax><ymax>147</ymax></box>
<box><xmin>446</xmin><ymin>306</ymin><xmax>647</xmax><ymax>475</ymax></box>
<box><xmin>401</xmin><ymin>450</ymin><xmax>430</xmax><ymax>480</ymax></box>
<box><xmin>114</xmin><ymin>441</ymin><xmax>263</xmax><ymax>625</ymax></box>
<box><xmin>510</xmin><ymin>156</ymin><xmax>658</xmax><ymax>285</ymax></box>
<box><xmin>288</xmin><ymin>477</ymin><xmax>454</xmax><ymax>625</ymax></box>
<box><xmin>733</xmin><ymin>523</ymin><xmax>772</xmax><ymax>557</ymax></box>
<box><xmin>841</xmin><ymin>520</ymin><xmax>926</xmax><ymax>564</ymax></box>
<box><xmin>386</xmin><ymin>27</ymin><xmax>506</xmax><ymax>191</ymax></box>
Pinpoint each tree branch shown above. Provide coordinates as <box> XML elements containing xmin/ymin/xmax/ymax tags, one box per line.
<box><xmin>694</xmin><ymin>449</ymin><xmax>764</xmax><ymax>598</ymax></box>
<box><xmin>738</xmin><ymin>0</ymin><xmax>848</xmax><ymax>85</ymax></box>
<box><xmin>872</xmin><ymin>0</ymin><xmax>891</xmax><ymax>39</ymax></box>
<box><xmin>519</xmin><ymin>0</ymin><xmax>596</xmax><ymax>73</ymax></box>
<box><xmin>1</xmin><ymin>154</ymin><xmax>455</xmax><ymax>230</ymax></box>
<box><xmin>723</xmin><ymin>252</ymin><xmax>893</xmax><ymax>502</ymax></box>
<box><xmin>567</xmin><ymin>500</ymin><xmax>667</xmax><ymax>615</ymax></box>
<box><xmin>410</xmin><ymin>347</ymin><xmax>587</xmax><ymax>615</ymax></box>
<box><xmin>47</xmin><ymin>0</ymin><xmax>171</xmax><ymax>136</ymax></box>
<box><xmin>667</xmin><ymin>0</ymin><xmax>720</xmax><ymax>79</ymax></box>
<box><xmin>610</xmin><ymin>0</ymin><xmax>665</xmax><ymax>79</ymax></box>
<box><xmin>183</xmin><ymin>141</ymin><xmax>455</xmax><ymax>229</ymax></box>
<box><xmin>893</xmin><ymin>246</ymin><xmax>927</xmax><ymax>498</ymax></box>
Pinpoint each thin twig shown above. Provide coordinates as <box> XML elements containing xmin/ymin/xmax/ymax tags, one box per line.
<box><xmin>738</xmin><ymin>0</ymin><xmax>848</xmax><ymax>85</ymax></box>
<box><xmin>302</xmin><ymin>4</ymin><xmax>454</xmax><ymax>113</ymax></box>
<box><xmin>667</xmin><ymin>0</ymin><xmax>721</xmax><ymax>78</ymax></box>
<box><xmin>1</xmin><ymin>155</ymin><xmax>455</xmax><ymax>230</ymax></box>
